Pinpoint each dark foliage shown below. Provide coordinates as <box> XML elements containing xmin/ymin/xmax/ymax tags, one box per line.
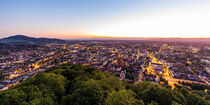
<box><xmin>0</xmin><ymin>64</ymin><xmax>209</xmax><ymax>105</ymax></box>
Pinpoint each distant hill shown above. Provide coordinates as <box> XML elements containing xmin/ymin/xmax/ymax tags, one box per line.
<box><xmin>0</xmin><ymin>35</ymin><xmax>66</xmax><ymax>44</ymax></box>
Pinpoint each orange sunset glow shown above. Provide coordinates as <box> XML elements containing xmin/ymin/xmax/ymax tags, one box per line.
<box><xmin>1</xmin><ymin>0</ymin><xmax>210</xmax><ymax>39</ymax></box>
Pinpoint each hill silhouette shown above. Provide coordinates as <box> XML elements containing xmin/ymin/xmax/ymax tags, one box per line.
<box><xmin>0</xmin><ymin>35</ymin><xmax>66</xmax><ymax>44</ymax></box>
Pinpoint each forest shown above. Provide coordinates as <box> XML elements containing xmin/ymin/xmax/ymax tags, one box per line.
<box><xmin>0</xmin><ymin>63</ymin><xmax>209</xmax><ymax>105</ymax></box>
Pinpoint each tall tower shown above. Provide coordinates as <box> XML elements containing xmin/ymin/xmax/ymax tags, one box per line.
<box><xmin>63</xmin><ymin>44</ymin><xmax>66</xmax><ymax>49</ymax></box>
<box><xmin>118</xmin><ymin>49</ymin><xmax>121</xmax><ymax>58</ymax></box>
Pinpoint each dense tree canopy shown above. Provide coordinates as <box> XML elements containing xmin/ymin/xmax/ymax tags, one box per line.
<box><xmin>0</xmin><ymin>64</ymin><xmax>209</xmax><ymax>105</ymax></box>
<box><xmin>105</xmin><ymin>90</ymin><xmax>138</xmax><ymax>105</ymax></box>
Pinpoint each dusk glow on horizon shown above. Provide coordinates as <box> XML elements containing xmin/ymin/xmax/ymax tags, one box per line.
<box><xmin>1</xmin><ymin>0</ymin><xmax>210</xmax><ymax>39</ymax></box>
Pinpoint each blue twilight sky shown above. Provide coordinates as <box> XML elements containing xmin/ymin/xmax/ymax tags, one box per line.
<box><xmin>0</xmin><ymin>0</ymin><xmax>210</xmax><ymax>39</ymax></box>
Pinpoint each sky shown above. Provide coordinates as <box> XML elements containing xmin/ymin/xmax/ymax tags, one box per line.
<box><xmin>0</xmin><ymin>0</ymin><xmax>210</xmax><ymax>39</ymax></box>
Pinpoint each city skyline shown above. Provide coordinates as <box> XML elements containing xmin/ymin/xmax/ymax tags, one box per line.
<box><xmin>1</xmin><ymin>0</ymin><xmax>210</xmax><ymax>39</ymax></box>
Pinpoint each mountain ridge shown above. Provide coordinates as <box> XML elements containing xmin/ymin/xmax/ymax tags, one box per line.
<box><xmin>0</xmin><ymin>35</ymin><xmax>66</xmax><ymax>44</ymax></box>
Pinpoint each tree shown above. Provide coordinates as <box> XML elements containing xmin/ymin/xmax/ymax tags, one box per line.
<box><xmin>35</xmin><ymin>73</ymin><xmax>66</xmax><ymax>98</ymax></box>
<box><xmin>98</xmin><ymin>73</ymin><xmax>125</xmax><ymax>92</ymax></box>
<box><xmin>28</xmin><ymin>97</ymin><xmax>55</xmax><ymax>105</ymax></box>
<box><xmin>105</xmin><ymin>90</ymin><xmax>138</xmax><ymax>105</ymax></box>
<box><xmin>61</xmin><ymin>94</ymin><xmax>72</xmax><ymax>105</ymax></box>
<box><xmin>71</xmin><ymin>79</ymin><xmax>104</xmax><ymax>105</ymax></box>
<box><xmin>186</xmin><ymin>94</ymin><xmax>210</xmax><ymax>105</ymax></box>
<box><xmin>0</xmin><ymin>89</ymin><xmax>27</xmax><ymax>105</ymax></box>
<box><xmin>129</xmin><ymin>81</ymin><xmax>185</xmax><ymax>105</ymax></box>
<box><xmin>171</xmin><ymin>101</ymin><xmax>181</xmax><ymax>105</ymax></box>
<box><xmin>147</xmin><ymin>101</ymin><xmax>158</xmax><ymax>105</ymax></box>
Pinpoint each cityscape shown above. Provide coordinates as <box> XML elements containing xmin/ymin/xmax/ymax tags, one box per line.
<box><xmin>0</xmin><ymin>0</ymin><xmax>210</xmax><ymax>105</ymax></box>
<box><xmin>0</xmin><ymin>37</ymin><xmax>209</xmax><ymax>91</ymax></box>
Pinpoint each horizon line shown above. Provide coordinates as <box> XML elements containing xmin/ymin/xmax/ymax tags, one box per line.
<box><xmin>1</xmin><ymin>34</ymin><xmax>210</xmax><ymax>40</ymax></box>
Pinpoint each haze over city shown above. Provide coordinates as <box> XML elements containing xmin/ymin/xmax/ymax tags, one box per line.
<box><xmin>1</xmin><ymin>0</ymin><xmax>210</xmax><ymax>39</ymax></box>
